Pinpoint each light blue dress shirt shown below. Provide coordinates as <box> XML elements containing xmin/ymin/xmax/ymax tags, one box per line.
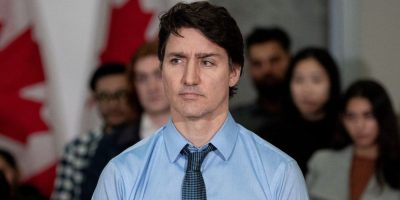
<box><xmin>92</xmin><ymin>114</ymin><xmax>309</xmax><ymax>199</ymax></box>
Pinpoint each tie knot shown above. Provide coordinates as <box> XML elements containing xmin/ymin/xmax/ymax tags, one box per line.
<box><xmin>181</xmin><ymin>144</ymin><xmax>216</xmax><ymax>171</ymax></box>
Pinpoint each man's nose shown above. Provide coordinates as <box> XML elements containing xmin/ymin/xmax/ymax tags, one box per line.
<box><xmin>261</xmin><ymin>62</ymin><xmax>273</xmax><ymax>74</ymax></box>
<box><xmin>182</xmin><ymin>61</ymin><xmax>200</xmax><ymax>85</ymax></box>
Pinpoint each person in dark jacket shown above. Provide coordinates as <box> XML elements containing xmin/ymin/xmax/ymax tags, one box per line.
<box><xmin>231</xmin><ymin>27</ymin><xmax>291</xmax><ymax>138</ymax></box>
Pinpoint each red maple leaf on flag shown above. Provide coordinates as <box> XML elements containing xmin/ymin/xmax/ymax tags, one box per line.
<box><xmin>100</xmin><ymin>0</ymin><xmax>154</xmax><ymax>63</ymax></box>
<box><xmin>0</xmin><ymin>29</ymin><xmax>48</xmax><ymax>144</ymax></box>
<box><xmin>0</xmin><ymin>4</ymin><xmax>56</xmax><ymax>195</ymax></box>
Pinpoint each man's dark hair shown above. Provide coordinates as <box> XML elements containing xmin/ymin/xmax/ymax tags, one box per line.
<box><xmin>89</xmin><ymin>63</ymin><xmax>127</xmax><ymax>92</ymax></box>
<box><xmin>246</xmin><ymin>27</ymin><xmax>291</xmax><ymax>53</ymax></box>
<box><xmin>158</xmin><ymin>1</ymin><xmax>244</xmax><ymax>97</ymax></box>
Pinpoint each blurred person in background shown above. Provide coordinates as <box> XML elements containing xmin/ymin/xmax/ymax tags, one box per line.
<box><xmin>268</xmin><ymin>47</ymin><xmax>341</xmax><ymax>175</ymax></box>
<box><xmin>52</xmin><ymin>63</ymin><xmax>137</xmax><ymax>200</ymax></box>
<box><xmin>79</xmin><ymin>41</ymin><xmax>170</xmax><ymax>199</ymax></box>
<box><xmin>0</xmin><ymin>149</ymin><xmax>46</xmax><ymax>199</ymax></box>
<box><xmin>128</xmin><ymin>40</ymin><xmax>170</xmax><ymax>140</ymax></box>
<box><xmin>307</xmin><ymin>79</ymin><xmax>400</xmax><ymax>200</ymax></box>
<box><xmin>231</xmin><ymin>27</ymin><xmax>291</xmax><ymax>138</ymax></box>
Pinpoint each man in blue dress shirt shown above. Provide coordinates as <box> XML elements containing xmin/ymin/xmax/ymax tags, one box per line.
<box><xmin>92</xmin><ymin>1</ymin><xmax>309</xmax><ymax>199</ymax></box>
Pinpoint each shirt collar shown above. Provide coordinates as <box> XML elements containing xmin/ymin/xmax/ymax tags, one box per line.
<box><xmin>163</xmin><ymin>113</ymin><xmax>239</xmax><ymax>163</ymax></box>
<box><xmin>163</xmin><ymin>119</ymin><xmax>188</xmax><ymax>163</ymax></box>
<box><xmin>209</xmin><ymin>113</ymin><xmax>238</xmax><ymax>161</ymax></box>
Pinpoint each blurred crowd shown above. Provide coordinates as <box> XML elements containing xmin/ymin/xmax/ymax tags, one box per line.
<box><xmin>231</xmin><ymin>27</ymin><xmax>400</xmax><ymax>200</ymax></box>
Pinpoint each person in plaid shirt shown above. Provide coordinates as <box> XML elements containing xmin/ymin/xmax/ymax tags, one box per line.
<box><xmin>51</xmin><ymin>63</ymin><xmax>137</xmax><ymax>200</ymax></box>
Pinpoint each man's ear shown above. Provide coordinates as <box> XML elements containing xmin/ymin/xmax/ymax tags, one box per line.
<box><xmin>229</xmin><ymin>64</ymin><xmax>241</xmax><ymax>87</ymax></box>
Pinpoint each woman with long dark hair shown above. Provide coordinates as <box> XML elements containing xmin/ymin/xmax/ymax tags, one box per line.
<box><xmin>268</xmin><ymin>47</ymin><xmax>341</xmax><ymax>175</ymax></box>
<box><xmin>307</xmin><ymin>79</ymin><xmax>400</xmax><ymax>199</ymax></box>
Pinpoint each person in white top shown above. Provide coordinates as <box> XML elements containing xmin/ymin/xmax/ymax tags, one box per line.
<box><xmin>128</xmin><ymin>41</ymin><xmax>170</xmax><ymax>138</ymax></box>
<box><xmin>79</xmin><ymin>41</ymin><xmax>171</xmax><ymax>199</ymax></box>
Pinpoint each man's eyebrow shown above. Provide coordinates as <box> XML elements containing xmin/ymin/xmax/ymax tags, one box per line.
<box><xmin>166</xmin><ymin>52</ymin><xmax>222</xmax><ymax>57</ymax></box>
<box><xmin>165</xmin><ymin>52</ymin><xmax>186</xmax><ymax>58</ymax></box>
<box><xmin>195</xmin><ymin>53</ymin><xmax>222</xmax><ymax>59</ymax></box>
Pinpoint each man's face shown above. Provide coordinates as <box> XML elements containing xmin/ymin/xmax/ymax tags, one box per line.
<box><xmin>133</xmin><ymin>55</ymin><xmax>169</xmax><ymax>115</ymax></box>
<box><xmin>94</xmin><ymin>74</ymin><xmax>133</xmax><ymax>127</ymax></box>
<box><xmin>162</xmin><ymin>28</ymin><xmax>240</xmax><ymax>120</ymax></box>
<box><xmin>248</xmin><ymin>41</ymin><xmax>290</xmax><ymax>97</ymax></box>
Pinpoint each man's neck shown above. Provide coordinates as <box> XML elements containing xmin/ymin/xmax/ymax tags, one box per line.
<box><xmin>173</xmin><ymin>111</ymin><xmax>228</xmax><ymax>148</ymax></box>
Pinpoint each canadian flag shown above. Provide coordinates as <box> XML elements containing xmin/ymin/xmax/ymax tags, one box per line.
<box><xmin>0</xmin><ymin>0</ymin><xmax>199</xmax><ymax>198</ymax></box>
<box><xmin>0</xmin><ymin>0</ymin><xmax>56</xmax><ymax>197</ymax></box>
<box><xmin>99</xmin><ymin>0</ymin><xmax>196</xmax><ymax>63</ymax></box>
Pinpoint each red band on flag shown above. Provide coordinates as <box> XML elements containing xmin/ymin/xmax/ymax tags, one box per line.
<box><xmin>100</xmin><ymin>0</ymin><xmax>153</xmax><ymax>63</ymax></box>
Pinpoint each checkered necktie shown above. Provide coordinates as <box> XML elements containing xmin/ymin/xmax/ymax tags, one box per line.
<box><xmin>181</xmin><ymin>144</ymin><xmax>216</xmax><ymax>200</ymax></box>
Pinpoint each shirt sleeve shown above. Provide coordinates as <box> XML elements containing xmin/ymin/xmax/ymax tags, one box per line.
<box><xmin>273</xmin><ymin>160</ymin><xmax>310</xmax><ymax>200</ymax></box>
<box><xmin>91</xmin><ymin>161</ymin><xmax>123</xmax><ymax>200</ymax></box>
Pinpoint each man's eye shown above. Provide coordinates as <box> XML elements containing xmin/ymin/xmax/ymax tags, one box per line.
<box><xmin>202</xmin><ymin>60</ymin><xmax>214</xmax><ymax>67</ymax></box>
<box><xmin>115</xmin><ymin>90</ymin><xmax>129</xmax><ymax>99</ymax></box>
<box><xmin>250</xmin><ymin>61</ymin><xmax>261</xmax><ymax>68</ymax></box>
<box><xmin>96</xmin><ymin>93</ymin><xmax>108</xmax><ymax>101</ymax></box>
<box><xmin>170</xmin><ymin>58</ymin><xmax>182</xmax><ymax>64</ymax></box>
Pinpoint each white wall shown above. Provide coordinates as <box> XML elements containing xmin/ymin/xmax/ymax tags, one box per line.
<box><xmin>330</xmin><ymin>0</ymin><xmax>400</xmax><ymax>112</ymax></box>
<box><xmin>360</xmin><ymin>0</ymin><xmax>400</xmax><ymax>112</ymax></box>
